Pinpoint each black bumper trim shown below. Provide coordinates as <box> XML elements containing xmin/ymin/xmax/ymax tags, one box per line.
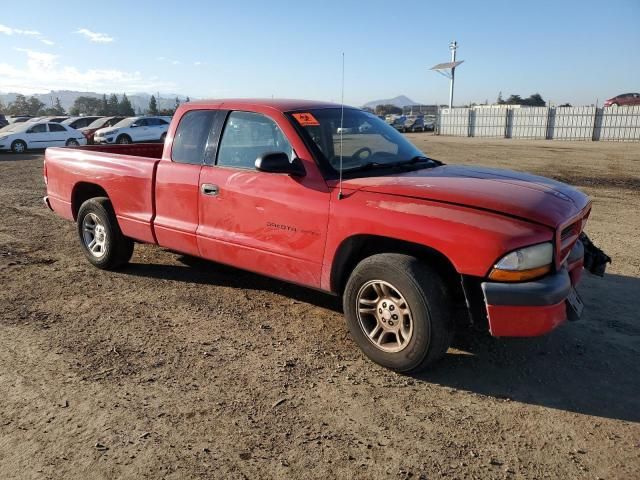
<box><xmin>481</xmin><ymin>268</ymin><xmax>571</xmax><ymax>307</ymax></box>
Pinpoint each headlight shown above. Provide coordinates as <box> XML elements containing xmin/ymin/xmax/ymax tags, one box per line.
<box><xmin>488</xmin><ymin>242</ymin><xmax>553</xmax><ymax>282</ymax></box>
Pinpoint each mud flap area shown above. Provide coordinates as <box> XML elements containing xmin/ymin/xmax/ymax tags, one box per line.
<box><xmin>580</xmin><ymin>233</ymin><xmax>611</xmax><ymax>277</ymax></box>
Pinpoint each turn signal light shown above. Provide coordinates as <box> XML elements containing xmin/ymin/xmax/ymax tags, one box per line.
<box><xmin>488</xmin><ymin>264</ymin><xmax>552</xmax><ymax>282</ymax></box>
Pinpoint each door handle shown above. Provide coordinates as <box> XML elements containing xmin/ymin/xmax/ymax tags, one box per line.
<box><xmin>201</xmin><ymin>183</ymin><xmax>219</xmax><ymax>196</ymax></box>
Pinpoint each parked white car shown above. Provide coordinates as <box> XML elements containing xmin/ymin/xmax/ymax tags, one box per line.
<box><xmin>0</xmin><ymin>122</ymin><xmax>86</xmax><ymax>153</ymax></box>
<box><xmin>93</xmin><ymin>116</ymin><xmax>170</xmax><ymax>144</ymax></box>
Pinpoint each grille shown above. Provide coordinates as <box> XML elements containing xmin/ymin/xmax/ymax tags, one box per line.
<box><xmin>561</xmin><ymin>222</ymin><xmax>580</xmax><ymax>242</ymax></box>
<box><xmin>558</xmin><ymin>208</ymin><xmax>590</xmax><ymax>265</ymax></box>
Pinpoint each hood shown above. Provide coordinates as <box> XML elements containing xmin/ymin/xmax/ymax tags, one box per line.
<box><xmin>337</xmin><ymin>165</ymin><xmax>590</xmax><ymax>228</ymax></box>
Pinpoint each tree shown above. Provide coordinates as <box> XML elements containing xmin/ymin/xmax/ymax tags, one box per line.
<box><xmin>27</xmin><ymin>97</ymin><xmax>45</xmax><ymax>116</ymax></box>
<box><xmin>523</xmin><ymin>93</ymin><xmax>546</xmax><ymax>107</ymax></box>
<box><xmin>107</xmin><ymin>94</ymin><xmax>119</xmax><ymax>116</ymax></box>
<box><xmin>148</xmin><ymin>95</ymin><xmax>158</xmax><ymax>115</ymax></box>
<box><xmin>505</xmin><ymin>94</ymin><xmax>524</xmax><ymax>105</ymax></box>
<box><xmin>70</xmin><ymin>96</ymin><xmax>101</xmax><ymax>115</ymax></box>
<box><xmin>174</xmin><ymin>96</ymin><xmax>181</xmax><ymax>111</ymax></box>
<box><xmin>98</xmin><ymin>94</ymin><xmax>109</xmax><ymax>116</ymax></box>
<box><xmin>185</xmin><ymin>96</ymin><xmax>190</xmax><ymax>103</ymax></box>
<box><xmin>7</xmin><ymin>94</ymin><xmax>31</xmax><ymax>115</ymax></box>
<box><xmin>54</xmin><ymin>97</ymin><xmax>65</xmax><ymax>114</ymax></box>
<box><xmin>374</xmin><ymin>104</ymin><xmax>402</xmax><ymax>116</ymax></box>
<box><xmin>0</xmin><ymin>98</ymin><xmax>5</xmax><ymax>113</ymax></box>
<box><xmin>117</xmin><ymin>93</ymin><xmax>135</xmax><ymax>116</ymax></box>
<box><xmin>501</xmin><ymin>93</ymin><xmax>546</xmax><ymax>107</ymax></box>
<box><xmin>42</xmin><ymin>97</ymin><xmax>66</xmax><ymax>116</ymax></box>
<box><xmin>497</xmin><ymin>91</ymin><xmax>505</xmax><ymax>105</ymax></box>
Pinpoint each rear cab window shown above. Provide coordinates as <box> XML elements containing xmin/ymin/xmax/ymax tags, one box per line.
<box><xmin>171</xmin><ymin>110</ymin><xmax>221</xmax><ymax>165</ymax></box>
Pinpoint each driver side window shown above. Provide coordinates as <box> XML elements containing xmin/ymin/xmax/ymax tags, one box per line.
<box><xmin>28</xmin><ymin>123</ymin><xmax>47</xmax><ymax>133</ymax></box>
<box><xmin>217</xmin><ymin>111</ymin><xmax>293</xmax><ymax>170</ymax></box>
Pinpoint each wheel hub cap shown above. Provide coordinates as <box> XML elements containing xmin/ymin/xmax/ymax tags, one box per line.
<box><xmin>82</xmin><ymin>213</ymin><xmax>107</xmax><ymax>258</ymax></box>
<box><xmin>356</xmin><ymin>280</ymin><xmax>414</xmax><ymax>353</ymax></box>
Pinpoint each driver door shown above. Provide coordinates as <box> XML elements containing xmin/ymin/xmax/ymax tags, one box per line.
<box><xmin>196</xmin><ymin>110</ymin><xmax>330</xmax><ymax>288</ymax></box>
<box><xmin>25</xmin><ymin>123</ymin><xmax>51</xmax><ymax>148</ymax></box>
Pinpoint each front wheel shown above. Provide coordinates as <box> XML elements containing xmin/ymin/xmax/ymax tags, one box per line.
<box><xmin>343</xmin><ymin>253</ymin><xmax>453</xmax><ymax>372</ymax></box>
<box><xmin>66</xmin><ymin>138</ymin><xmax>79</xmax><ymax>147</ymax></box>
<box><xmin>11</xmin><ymin>140</ymin><xmax>27</xmax><ymax>153</ymax></box>
<box><xmin>116</xmin><ymin>134</ymin><xmax>132</xmax><ymax>144</ymax></box>
<box><xmin>77</xmin><ymin>197</ymin><xmax>134</xmax><ymax>270</ymax></box>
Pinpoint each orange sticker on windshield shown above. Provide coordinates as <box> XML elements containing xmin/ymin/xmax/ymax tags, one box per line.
<box><xmin>292</xmin><ymin>112</ymin><xmax>320</xmax><ymax>126</ymax></box>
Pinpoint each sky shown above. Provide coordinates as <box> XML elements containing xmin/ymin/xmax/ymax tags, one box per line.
<box><xmin>0</xmin><ymin>0</ymin><xmax>638</xmax><ymax>106</ymax></box>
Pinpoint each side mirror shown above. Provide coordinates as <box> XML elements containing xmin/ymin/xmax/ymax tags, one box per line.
<box><xmin>255</xmin><ymin>152</ymin><xmax>306</xmax><ymax>177</ymax></box>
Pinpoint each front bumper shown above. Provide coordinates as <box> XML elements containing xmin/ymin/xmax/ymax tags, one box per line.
<box><xmin>481</xmin><ymin>241</ymin><xmax>585</xmax><ymax>337</ymax></box>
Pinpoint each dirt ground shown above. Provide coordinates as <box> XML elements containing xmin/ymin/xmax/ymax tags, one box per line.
<box><xmin>1</xmin><ymin>136</ymin><xmax>638</xmax><ymax>480</ymax></box>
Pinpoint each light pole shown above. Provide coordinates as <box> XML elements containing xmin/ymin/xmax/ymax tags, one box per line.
<box><xmin>430</xmin><ymin>42</ymin><xmax>464</xmax><ymax>109</ymax></box>
<box><xmin>448</xmin><ymin>41</ymin><xmax>457</xmax><ymax>108</ymax></box>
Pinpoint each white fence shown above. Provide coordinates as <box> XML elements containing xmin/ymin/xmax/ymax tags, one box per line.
<box><xmin>437</xmin><ymin>105</ymin><xmax>640</xmax><ymax>141</ymax></box>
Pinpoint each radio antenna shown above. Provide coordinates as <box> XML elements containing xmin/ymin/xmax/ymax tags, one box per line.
<box><xmin>338</xmin><ymin>52</ymin><xmax>345</xmax><ymax>200</ymax></box>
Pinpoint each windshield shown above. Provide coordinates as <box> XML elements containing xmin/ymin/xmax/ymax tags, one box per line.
<box><xmin>86</xmin><ymin>117</ymin><xmax>111</xmax><ymax>129</ymax></box>
<box><xmin>289</xmin><ymin>108</ymin><xmax>429</xmax><ymax>175</ymax></box>
<box><xmin>112</xmin><ymin>117</ymin><xmax>136</xmax><ymax>128</ymax></box>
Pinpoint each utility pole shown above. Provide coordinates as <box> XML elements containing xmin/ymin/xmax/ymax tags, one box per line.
<box><xmin>448</xmin><ymin>41</ymin><xmax>457</xmax><ymax>108</ymax></box>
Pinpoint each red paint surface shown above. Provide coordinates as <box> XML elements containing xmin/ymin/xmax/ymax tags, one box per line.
<box><xmin>486</xmin><ymin>301</ymin><xmax>568</xmax><ymax>337</ymax></box>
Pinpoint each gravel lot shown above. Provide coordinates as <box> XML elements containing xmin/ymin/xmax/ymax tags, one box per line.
<box><xmin>1</xmin><ymin>136</ymin><xmax>639</xmax><ymax>479</ymax></box>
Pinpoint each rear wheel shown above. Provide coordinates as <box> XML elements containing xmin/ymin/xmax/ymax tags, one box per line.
<box><xmin>77</xmin><ymin>197</ymin><xmax>134</xmax><ymax>270</ymax></box>
<box><xmin>11</xmin><ymin>140</ymin><xmax>27</xmax><ymax>153</ymax></box>
<box><xmin>343</xmin><ymin>253</ymin><xmax>453</xmax><ymax>372</ymax></box>
<box><xmin>116</xmin><ymin>134</ymin><xmax>132</xmax><ymax>144</ymax></box>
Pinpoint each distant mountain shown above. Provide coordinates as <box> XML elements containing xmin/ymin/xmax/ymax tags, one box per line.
<box><xmin>363</xmin><ymin>95</ymin><xmax>420</xmax><ymax>109</ymax></box>
<box><xmin>0</xmin><ymin>90</ymin><xmax>192</xmax><ymax>114</ymax></box>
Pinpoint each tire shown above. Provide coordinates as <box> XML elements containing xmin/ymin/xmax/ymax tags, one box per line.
<box><xmin>11</xmin><ymin>140</ymin><xmax>27</xmax><ymax>153</ymax></box>
<box><xmin>66</xmin><ymin>138</ymin><xmax>79</xmax><ymax>147</ymax></box>
<box><xmin>343</xmin><ymin>253</ymin><xmax>453</xmax><ymax>372</ymax></box>
<box><xmin>116</xmin><ymin>134</ymin><xmax>132</xmax><ymax>144</ymax></box>
<box><xmin>77</xmin><ymin>197</ymin><xmax>134</xmax><ymax>270</ymax></box>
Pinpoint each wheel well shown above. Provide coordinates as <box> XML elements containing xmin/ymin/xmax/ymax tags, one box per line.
<box><xmin>71</xmin><ymin>182</ymin><xmax>109</xmax><ymax>220</ymax></box>
<box><xmin>330</xmin><ymin>235</ymin><xmax>463</xmax><ymax>300</ymax></box>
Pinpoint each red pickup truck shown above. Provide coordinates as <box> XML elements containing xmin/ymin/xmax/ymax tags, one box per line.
<box><xmin>44</xmin><ymin>99</ymin><xmax>609</xmax><ymax>372</ymax></box>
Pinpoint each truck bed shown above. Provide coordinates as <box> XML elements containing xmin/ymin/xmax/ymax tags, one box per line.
<box><xmin>44</xmin><ymin>144</ymin><xmax>164</xmax><ymax>244</ymax></box>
